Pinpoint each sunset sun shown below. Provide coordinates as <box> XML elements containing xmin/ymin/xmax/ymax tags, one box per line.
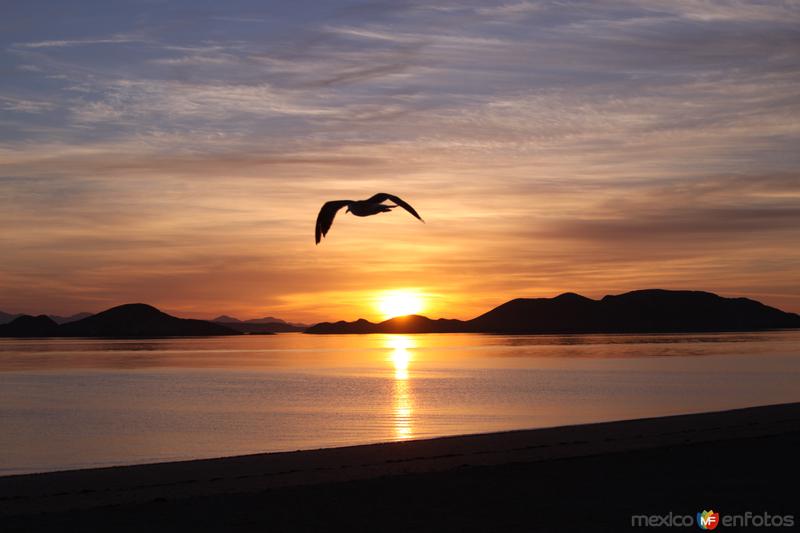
<box><xmin>377</xmin><ymin>290</ymin><xmax>425</xmax><ymax>319</ymax></box>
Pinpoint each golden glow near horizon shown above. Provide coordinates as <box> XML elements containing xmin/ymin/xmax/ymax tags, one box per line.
<box><xmin>377</xmin><ymin>290</ymin><xmax>426</xmax><ymax>320</ymax></box>
<box><xmin>387</xmin><ymin>335</ymin><xmax>414</xmax><ymax>439</ymax></box>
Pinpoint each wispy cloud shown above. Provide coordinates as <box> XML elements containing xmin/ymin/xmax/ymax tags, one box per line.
<box><xmin>0</xmin><ymin>95</ymin><xmax>54</xmax><ymax>113</ymax></box>
<box><xmin>12</xmin><ymin>35</ymin><xmax>142</xmax><ymax>48</ymax></box>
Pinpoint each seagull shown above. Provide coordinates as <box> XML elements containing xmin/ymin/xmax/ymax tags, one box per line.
<box><xmin>315</xmin><ymin>193</ymin><xmax>424</xmax><ymax>244</ymax></box>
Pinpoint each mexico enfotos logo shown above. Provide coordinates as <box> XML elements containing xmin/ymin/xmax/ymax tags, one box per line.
<box><xmin>697</xmin><ymin>510</ymin><xmax>719</xmax><ymax>530</ymax></box>
<box><xmin>631</xmin><ymin>510</ymin><xmax>795</xmax><ymax>528</ymax></box>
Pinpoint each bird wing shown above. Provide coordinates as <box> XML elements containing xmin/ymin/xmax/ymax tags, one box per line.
<box><xmin>365</xmin><ymin>193</ymin><xmax>424</xmax><ymax>222</ymax></box>
<box><xmin>315</xmin><ymin>200</ymin><xmax>352</xmax><ymax>244</ymax></box>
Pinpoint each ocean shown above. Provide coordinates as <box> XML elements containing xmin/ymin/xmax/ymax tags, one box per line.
<box><xmin>1</xmin><ymin>331</ymin><xmax>798</xmax><ymax>475</ymax></box>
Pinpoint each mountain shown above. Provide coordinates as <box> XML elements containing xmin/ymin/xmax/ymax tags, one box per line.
<box><xmin>0</xmin><ymin>311</ymin><xmax>23</xmax><ymax>325</ymax></box>
<box><xmin>213</xmin><ymin>321</ymin><xmax>305</xmax><ymax>333</ymax></box>
<box><xmin>307</xmin><ymin>315</ymin><xmax>465</xmax><ymax>334</ymax></box>
<box><xmin>1</xmin><ymin>311</ymin><xmax>92</xmax><ymax>325</ymax></box>
<box><xmin>211</xmin><ymin>315</ymin><xmax>308</xmax><ymax>332</ymax></box>
<box><xmin>48</xmin><ymin>312</ymin><xmax>93</xmax><ymax>324</ymax></box>
<box><xmin>213</xmin><ymin>315</ymin><xmax>242</xmax><ymax>323</ymax></box>
<box><xmin>0</xmin><ymin>304</ymin><xmax>241</xmax><ymax>338</ymax></box>
<box><xmin>245</xmin><ymin>316</ymin><xmax>289</xmax><ymax>325</ymax></box>
<box><xmin>244</xmin><ymin>317</ymin><xmax>308</xmax><ymax>328</ymax></box>
<box><xmin>54</xmin><ymin>304</ymin><xmax>241</xmax><ymax>337</ymax></box>
<box><xmin>0</xmin><ymin>315</ymin><xmax>59</xmax><ymax>337</ymax></box>
<box><xmin>305</xmin><ymin>290</ymin><xmax>800</xmax><ymax>334</ymax></box>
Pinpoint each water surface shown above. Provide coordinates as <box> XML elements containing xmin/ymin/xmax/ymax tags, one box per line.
<box><xmin>1</xmin><ymin>331</ymin><xmax>799</xmax><ymax>475</ymax></box>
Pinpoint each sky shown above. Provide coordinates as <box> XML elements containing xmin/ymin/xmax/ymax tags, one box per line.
<box><xmin>1</xmin><ymin>0</ymin><xmax>799</xmax><ymax>322</ymax></box>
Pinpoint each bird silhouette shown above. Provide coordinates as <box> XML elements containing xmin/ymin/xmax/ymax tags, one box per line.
<box><xmin>315</xmin><ymin>193</ymin><xmax>424</xmax><ymax>244</ymax></box>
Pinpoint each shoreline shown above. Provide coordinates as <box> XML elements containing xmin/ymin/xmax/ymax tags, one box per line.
<box><xmin>2</xmin><ymin>402</ymin><xmax>799</xmax><ymax>530</ymax></box>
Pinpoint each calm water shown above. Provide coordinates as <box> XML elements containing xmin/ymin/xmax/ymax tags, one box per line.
<box><xmin>1</xmin><ymin>331</ymin><xmax>799</xmax><ymax>475</ymax></box>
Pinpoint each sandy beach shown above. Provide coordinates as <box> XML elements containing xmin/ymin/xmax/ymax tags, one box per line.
<box><xmin>2</xmin><ymin>402</ymin><xmax>798</xmax><ymax>531</ymax></box>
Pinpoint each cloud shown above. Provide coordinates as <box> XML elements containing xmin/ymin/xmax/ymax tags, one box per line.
<box><xmin>12</xmin><ymin>35</ymin><xmax>142</xmax><ymax>48</ymax></box>
<box><xmin>633</xmin><ymin>0</ymin><xmax>800</xmax><ymax>22</ymax></box>
<box><xmin>475</xmin><ymin>1</ymin><xmax>544</xmax><ymax>17</ymax></box>
<box><xmin>0</xmin><ymin>95</ymin><xmax>54</xmax><ymax>113</ymax></box>
<box><xmin>1</xmin><ymin>0</ymin><xmax>799</xmax><ymax>318</ymax></box>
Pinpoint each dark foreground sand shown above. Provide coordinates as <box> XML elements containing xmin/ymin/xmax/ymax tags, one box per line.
<box><xmin>2</xmin><ymin>403</ymin><xmax>798</xmax><ymax>532</ymax></box>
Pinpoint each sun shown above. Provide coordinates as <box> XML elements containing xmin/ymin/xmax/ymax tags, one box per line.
<box><xmin>377</xmin><ymin>290</ymin><xmax>425</xmax><ymax>319</ymax></box>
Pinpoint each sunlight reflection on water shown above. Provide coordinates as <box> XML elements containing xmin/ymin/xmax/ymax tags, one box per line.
<box><xmin>388</xmin><ymin>336</ymin><xmax>414</xmax><ymax>439</ymax></box>
<box><xmin>1</xmin><ymin>330</ymin><xmax>799</xmax><ymax>475</ymax></box>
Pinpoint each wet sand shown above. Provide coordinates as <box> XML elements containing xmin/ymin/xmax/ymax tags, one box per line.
<box><xmin>2</xmin><ymin>402</ymin><xmax>798</xmax><ymax>532</ymax></box>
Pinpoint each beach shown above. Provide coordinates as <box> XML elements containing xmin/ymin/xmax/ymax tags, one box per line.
<box><xmin>2</xmin><ymin>402</ymin><xmax>798</xmax><ymax>531</ymax></box>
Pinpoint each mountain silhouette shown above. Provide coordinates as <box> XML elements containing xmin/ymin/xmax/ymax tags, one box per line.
<box><xmin>246</xmin><ymin>316</ymin><xmax>290</xmax><ymax>325</ymax></box>
<box><xmin>0</xmin><ymin>315</ymin><xmax>59</xmax><ymax>337</ymax></box>
<box><xmin>307</xmin><ymin>315</ymin><xmax>466</xmax><ymax>334</ymax></box>
<box><xmin>55</xmin><ymin>304</ymin><xmax>241</xmax><ymax>337</ymax></box>
<box><xmin>0</xmin><ymin>304</ymin><xmax>241</xmax><ymax>338</ymax></box>
<box><xmin>211</xmin><ymin>315</ymin><xmax>308</xmax><ymax>332</ymax></box>
<box><xmin>0</xmin><ymin>311</ymin><xmax>23</xmax><ymax>325</ymax></box>
<box><xmin>49</xmin><ymin>312</ymin><xmax>93</xmax><ymax>324</ymax></box>
<box><xmin>213</xmin><ymin>315</ymin><xmax>242</xmax><ymax>323</ymax></box>
<box><xmin>213</xmin><ymin>320</ymin><xmax>306</xmax><ymax>333</ymax></box>
<box><xmin>3</xmin><ymin>291</ymin><xmax>798</xmax><ymax>338</ymax></box>
<box><xmin>219</xmin><ymin>322</ymin><xmax>303</xmax><ymax>333</ymax></box>
<box><xmin>305</xmin><ymin>289</ymin><xmax>800</xmax><ymax>334</ymax></box>
<box><xmin>1</xmin><ymin>310</ymin><xmax>94</xmax><ymax>325</ymax></box>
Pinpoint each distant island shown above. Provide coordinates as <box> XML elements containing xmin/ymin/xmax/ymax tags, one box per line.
<box><xmin>0</xmin><ymin>307</ymin><xmax>307</xmax><ymax>337</ymax></box>
<box><xmin>306</xmin><ymin>289</ymin><xmax>800</xmax><ymax>334</ymax></box>
<box><xmin>0</xmin><ymin>304</ymin><xmax>242</xmax><ymax>338</ymax></box>
<box><xmin>3</xmin><ymin>289</ymin><xmax>799</xmax><ymax>338</ymax></box>
<box><xmin>211</xmin><ymin>315</ymin><xmax>308</xmax><ymax>333</ymax></box>
<box><xmin>0</xmin><ymin>311</ymin><xmax>91</xmax><ymax>325</ymax></box>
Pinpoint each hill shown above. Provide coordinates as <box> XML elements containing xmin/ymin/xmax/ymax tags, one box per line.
<box><xmin>213</xmin><ymin>315</ymin><xmax>241</xmax><ymax>323</ymax></box>
<box><xmin>216</xmin><ymin>322</ymin><xmax>304</xmax><ymax>333</ymax></box>
<box><xmin>0</xmin><ymin>304</ymin><xmax>241</xmax><ymax>338</ymax></box>
<box><xmin>1</xmin><ymin>311</ymin><xmax>93</xmax><ymax>325</ymax></box>
<box><xmin>0</xmin><ymin>311</ymin><xmax>22</xmax><ymax>325</ymax></box>
<box><xmin>307</xmin><ymin>315</ymin><xmax>465</xmax><ymax>334</ymax></box>
<box><xmin>57</xmin><ymin>304</ymin><xmax>241</xmax><ymax>337</ymax></box>
<box><xmin>49</xmin><ymin>312</ymin><xmax>93</xmax><ymax>324</ymax></box>
<box><xmin>211</xmin><ymin>315</ymin><xmax>307</xmax><ymax>332</ymax></box>
<box><xmin>305</xmin><ymin>289</ymin><xmax>800</xmax><ymax>334</ymax></box>
<box><xmin>0</xmin><ymin>315</ymin><xmax>59</xmax><ymax>337</ymax></box>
